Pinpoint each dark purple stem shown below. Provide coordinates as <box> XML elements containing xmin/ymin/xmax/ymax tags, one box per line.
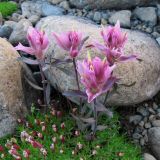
<box><xmin>93</xmin><ymin>98</ymin><xmax>97</xmax><ymax>135</ymax></box>
<box><xmin>73</xmin><ymin>58</ymin><xmax>82</xmax><ymax>111</ymax></box>
<box><xmin>39</xmin><ymin>62</ymin><xmax>47</xmax><ymax>113</ymax></box>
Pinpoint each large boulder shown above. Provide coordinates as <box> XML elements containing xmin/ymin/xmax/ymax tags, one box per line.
<box><xmin>37</xmin><ymin>16</ymin><xmax>160</xmax><ymax>106</ymax></box>
<box><xmin>0</xmin><ymin>38</ymin><xmax>39</xmax><ymax>137</ymax></box>
<box><xmin>69</xmin><ymin>0</ymin><xmax>158</xmax><ymax>10</ymax></box>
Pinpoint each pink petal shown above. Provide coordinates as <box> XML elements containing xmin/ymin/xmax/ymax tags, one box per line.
<box><xmin>118</xmin><ymin>55</ymin><xmax>137</xmax><ymax>62</ymax></box>
<box><xmin>52</xmin><ymin>32</ymin><xmax>70</xmax><ymax>51</ymax></box>
<box><xmin>15</xmin><ymin>43</ymin><xmax>35</xmax><ymax>55</ymax></box>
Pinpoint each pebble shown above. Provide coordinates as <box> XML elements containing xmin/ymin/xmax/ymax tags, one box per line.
<box><xmin>28</xmin><ymin>15</ymin><xmax>40</xmax><ymax>25</ymax></box>
<box><xmin>109</xmin><ymin>10</ymin><xmax>131</xmax><ymax>28</ymax></box>
<box><xmin>140</xmin><ymin>138</ymin><xmax>145</xmax><ymax>146</ymax></box>
<box><xmin>129</xmin><ymin>115</ymin><xmax>142</xmax><ymax>125</ymax></box>
<box><xmin>59</xmin><ymin>1</ymin><xmax>70</xmax><ymax>10</ymax></box>
<box><xmin>101</xmin><ymin>18</ymin><xmax>107</xmax><ymax>25</ymax></box>
<box><xmin>156</xmin><ymin>37</ymin><xmax>160</xmax><ymax>45</ymax></box>
<box><xmin>93</xmin><ymin>12</ymin><xmax>102</xmax><ymax>22</ymax></box>
<box><xmin>149</xmin><ymin>115</ymin><xmax>156</xmax><ymax>122</ymax></box>
<box><xmin>132</xmin><ymin>133</ymin><xmax>142</xmax><ymax>139</ymax></box>
<box><xmin>143</xmin><ymin>153</ymin><xmax>157</xmax><ymax>160</ymax></box>
<box><xmin>145</xmin><ymin>122</ymin><xmax>151</xmax><ymax>129</ymax></box>
<box><xmin>0</xmin><ymin>25</ymin><xmax>13</xmax><ymax>39</ymax></box>
<box><xmin>137</xmin><ymin>107</ymin><xmax>149</xmax><ymax>117</ymax></box>
<box><xmin>152</xmin><ymin>120</ymin><xmax>160</xmax><ymax>127</ymax></box>
<box><xmin>153</xmin><ymin>103</ymin><xmax>158</xmax><ymax>110</ymax></box>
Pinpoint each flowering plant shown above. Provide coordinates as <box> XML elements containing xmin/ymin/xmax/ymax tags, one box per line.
<box><xmin>15</xmin><ymin>21</ymin><xmax>138</xmax><ymax>136</ymax></box>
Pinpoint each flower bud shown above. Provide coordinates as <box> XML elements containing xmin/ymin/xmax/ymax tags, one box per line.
<box><xmin>61</xmin><ymin>123</ymin><xmax>65</xmax><ymax>129</ymax></box>
<box><xmin>60</xmin><ymin>135</ymin><xmax>65</xmax><ymax>143</ymax></box>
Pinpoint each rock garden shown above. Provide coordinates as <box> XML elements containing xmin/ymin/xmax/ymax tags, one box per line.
<box><xmin>0</xmin><ymin>0</ymin><xmax>160</xmax><ymax>159</ymax></box>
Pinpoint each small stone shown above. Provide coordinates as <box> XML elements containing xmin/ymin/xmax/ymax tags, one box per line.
<box><xmin>140</xmin><ymin>138</ymin><xmax>145</xmax><ymax>146</ymax></box>
<box><xmin>76</xmin><ymin>10</ymin><xmax>83</xmax><ymax>17</ymax></box>
<box><xmin>134</xmin><ymin>126</ymin><xmax>143</xmax><ymax>133</ymax></box>
<box><xmin>149</xmin><ymin>115</ymin><xmax>156</xmax><ymax>122</ymax></box>
<box><xmin>142</xmin><ymin>129</ymin><xmax>147</xmax><ymax>136</ymax></box>
<box><xmin>28</xmin><ymin>15</ymin><xmax>40</xmax><ymax>25</ymax></box>
<box><xmin>48</xmin><ymin>0</ymin><xmax>63</xmax><ymax>5</ymax></box>
<box><xmin>145</xmin><ymin>27</ymin><xmax>152</xmax><ymax>33</ymax></box>
<box><xmin>152</xmin><ymin>32</ymin><xmax>160</xmax><ymax>39</ymax></box>
<box><xmin>153</xmin><ymin>103</ymin><xmax>158</xmax><ymax>110</ymax></box>
<box><xmin>109</xmin><ymin>10</ymin><xmax>131</xmax><ymax>28</ymax></box>
<box><xmin>0</xmin><ymin>25</ymin><xmax>13</xmax><ymax>39</ymax></box>
<box><xmin>93</xmin><ymin>12</ymin><xmax>102</xmax><ymax>22</ymax></box>
<box><xmin>132</xmin><ymin>133</ymin><xmax>142</xmax><ymax>139</ymax></box>
<box><xmin>144</xmin><ymin>134</ymin><xmax>148</xmax><ymax>143</ymax></box>
<box><xmin>59</xmin><ymin>1</ymin><xmax>70</xmax><ymax>10</ymax></box>
<box><xmin>129</xmin><ymin>115</ymin><xmax>142</xmax><ymax>125</ymax></box>
<box><xmin>41</xmin><ymin>4</ymin><xmax>65</xmax><ymax>16</ymax></box>
<box><xmin>137</xmin><ymin>106</ymin><xmax>149</xmax><ymax>117</ymax></box>
<box><xmin>157</xmin><ymin>109</ymin><xmax>160</xmax><ymax>114</ymax></box>
<box><xmin>156</xmin><ymin>37</ymin><xmax>160</xmax><ymax>45</ymax></box>
<box><xmin>133</xmin><ymin>7</ymin><xmax>157</xmax><ymax>26</ymax></box>
<box><xmin>143</xmin><ymin>153</ymin><xmax>157</xmax><ymax>160</ymax></box>
<box><xmin>11</xmin><ymin>13</ymin><xmax>21</xmax><ymax>22</ymax></box>
<box><xmin>102</xmin><ymin>13</ymin><xmax>109</xmax><ymax>20</ymax></box>
<box><xmin>4</xmin><ymin>21</ymin><xmax>17</xmax><ymax>30</ymax></box>
<box><xmin>139</xmin><ymin>121</ymin><xmax>145</xmax><ymax>127</ymax></box>
<box><xmin>152</xmin><ymin>120</ymin><xmax>160</xmax><ymax>127</ymax></box>
<box><xmin>86</xmin><ymin>11</ymin><xmax>94</xmax><ymax>19</ymax></box>
<box><xmin>155</xmin><ymin>26</ymin><xmax>160</xmax><ymax>34</ymax></box>
<box><xmin>145</xmin><ymin>122</ymin><xmax>152</xmax><ymax>129</ymax></box>
<box><xmin>144</xmin><ymin>103</ymin><xmax>149</xmax><ymax>107</ymax></box>
<box><xmin>101</xmin><ymin>18</ymin><xmax>107</xmax><ymax>25</ymax></box>
<box><xmin>148</xmin><ymin>108</ymin><xmax>156</xmax><ymax>114</ymax></box>
<box><xmin>143</xmin><ymin>117</ymin><xmax>148</xmax><ymax>123</ymax></box>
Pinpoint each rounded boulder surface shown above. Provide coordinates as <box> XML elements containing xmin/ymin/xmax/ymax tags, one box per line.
<box><xmin>37</xmin><ymin>16</ymin><xmax>160</xmax><ymax>106</ymax></box>
<box><xmin>0</xmin><ymin>38</ymin><xmax>27</xmax><ymax>137</ymax></box>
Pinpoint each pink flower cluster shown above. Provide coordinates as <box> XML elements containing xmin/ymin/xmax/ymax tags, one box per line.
<box><xmin>15</xmin><ymin>21</ymin><xmax>138</xmax><ymax>103</ymax></box>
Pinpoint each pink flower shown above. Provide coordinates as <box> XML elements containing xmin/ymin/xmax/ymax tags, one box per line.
<box><xmin>77</xmin><ymin>54</ymin><xmax>117</xmax><ymax>103</ymax></box>
<box><xmin>23</xmin><ymin>149</ymin><xmax>30</xmax><ymax>158</ymax></box>
<box><xmin>89</xmin><ymin>21</ymin><xmax>137</xmax><ymax>65</ymax></box>
<box><xmin>101</xmin><ymin>21</ymin><xmax>127</xmax><ymax>49</ymax></box>
<box><xmin>52</xmin><ymin>31</ymin><xmax>83</xmax><ymax>58</ymax></box>
<box><xmin>9</xmin><ymin>148</ymin><xmax>21</xmax><ymax>160</ymax></box>
<box><xmin>0</xmin><ymin>145</ymin><xmax>4</xmax><ymax>152</ymax></box>
<box><xmin>15</xmin><ymin>27</ymin><xmax>49</xmax><ymax>60</ymax></box>
<box><xmin>31</xmin><ymin>140</ymin><xmax>43</xmax><ymax>149</ymax></box>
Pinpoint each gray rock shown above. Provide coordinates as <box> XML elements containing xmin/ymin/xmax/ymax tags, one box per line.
<box><xmin>132</xmin><ymin>133</ymin><xmax>142</xmax><ymax>139</ymax></box>
<box><xmin>9</xmin><ymin>19</ymin><xmax>32</xmax><ymax>45</ymax></box>
<box><xmin>143</xmin><ymin>153</ymin><xmax>157</xmax><ymax>160</ymax></box>
<box><xmin>145</xmin><ymin>122</ymin><xmax>151</xmax><ymax>129</ymax></box>
<box><xmin>148</xmin><ymin>108</ymin><xmax>156</xmax><ymax>114</ymax></box>
<box><xmin>153</xmin><ymin>103</ymin><xmax>158</xmax><ymax>110</ymax></box>
<box><xmin>133</xmin><ymin>7</ymin><xmax>157</xmax><ymax>26</ymax></box>
<box><xmin>11</xmin><ymin>13</ymin><xmax>21</xmax><ymax>22</ymax></box>
<box><xmin>139</xmin><ymin>121</ymin><xmax>145</xmax><ymax>127</ymax></box>
<box><xmin>137</xmin><ymin>106</ymin><xmax>149</xmax><ymax>116</ymax></box>
<box><xmin>142</xmin><ymin>129</ymin><xmax>147</xmax><ymax>136</ymax></box>
<box><xmin>69</xmin><ymin>0</ymin><xmax>157</xmax><ymax>10</ymax></box>
<box><xmin>4</xmin><ymin>21</ymin><xmax>17</xmax><ymax>30</ymax></box>
<box><xmin>0</xmin><ymin>38</ymin><xmax>27</xmax><ymax>137</ymax></box>
<box><xmin>109</xmin><ymin>10</ymin><xmax>131</xmax><ymax>28</ymax></box>
<box><xmin>152</xmin><ymin>32</ymin><xmax>160</xmax><ymax>39</ymax></box>
<box><xmin>36</xmin><ymin>16</ymin><xmax>160</xmax><ymax>106</ymax></box>
<box><xmin>140</xmin><ymin>138</ymin><xmax>145</xmax><ymax>146</ymax></box>
<box><xmin>93</xmin><ymin>12</ymin><xmax>102</xmax><ymax>22</ymax></box>
<box><xmin>86</xmin><ymin>11</ymin><xmax>94</xmax><ymax>19</ymax></box>
<box><xmin>157</xmin><ymin>4</ymin><xmax>160</xmax><ymax>23</ymax></box>
<box><xmin>129</xmin><ymin>115</ymin><xmax>142</xmax><ymax>125</ymax></box>
<box><xmin>28</xmin><ymin>15</ymin><xmax>40</xmax><ymax>25</ymax></box>
<box><xmin>149</xmin><ymin>115</ymin><xmax>156</xmax><ymax>122</ymax></box>
<box><xmin>0</xmin><ymin>25</ymin><xmax>13</xmax><ymax>39</ymax></box>
<box><xmin>48</xmin><ymin>0</ymin><xmax>64</xmax><ymax>4</ymax></box>
<box><xmin>21</xmin><ymin>1</ymin><xmax>42</xmax><ymax>18</ymax></box>
<box><xmin>41</xmin><ymin>3</ymin><xmax>65</xmax><ymax>16</ymax></box>
<box><xmin>0</xmin><ymin>108</ymin><xmax>17</xmax><ymax>138</ymax></box>
<box><xmin>156</xmin><ymin>37</ymin><xmax>160</xmax><ymax>45</ymax></box>
<box><xmin>59</xmin><ymin>1</ymin><xmax>70</xmax><ymax>10</ymax></box>
<box><xmin>101</xmin><ymin>18</ymin><xmax>108</xmax><ymax>25</ymax></box>
<box><xmin>152</xmin><ymin>120</ymin><xmax>160</xmax><ymax>127</ymax></box>
<box><xmin>148</xmin><ymin>127</ymin><xmax>160</xmax><ymax>160</ymax></box>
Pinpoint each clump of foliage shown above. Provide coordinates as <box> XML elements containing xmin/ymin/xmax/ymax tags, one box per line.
<box><xmin>0</xmin><ymin>2</ymin><xmax>18</xmax><ymax>18</ymax></box>
<box><xmin>0</xmin><ymin>108</ymin><xmax>141</xmax><ymax>160</ymax></box>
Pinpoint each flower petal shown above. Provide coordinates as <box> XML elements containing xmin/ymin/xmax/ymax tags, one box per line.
<box><xmin>15</xmin><ymin>43</ymin><xmax>35</xmax><ymax>55</ymax></box>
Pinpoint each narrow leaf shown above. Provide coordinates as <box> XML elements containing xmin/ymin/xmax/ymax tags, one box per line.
<box><xmin>96</xmin><ymin>125</ymin><xmax>108</xmax><ymax>131</ymax></box>
<box><xmin>17</xmin><ymin>57</ymin><xmax>38</xmax><ymax>65</ymax></box>
<box><xmin>24</xmin><ymin>76</ymin><xmax>43</xmax><ymax>91</ymax></box>
<box><xmin>51</xmin><ymin>58</ymin><xmax>72</xmax><ymax>66</ymax></box>
<box><xmin>78</xmin><ymin>36</ymin><xmax>89</xmax><ymax>51</ymax></box>
<box><xmin>80</xmin><ymin>117</ymin><xmax>95</xmax><ymax>123</ymax></box>
<box><xmin>63</xmin><ymin>90</ymin><xmax>87</xmax><ymax>99</ymax></box>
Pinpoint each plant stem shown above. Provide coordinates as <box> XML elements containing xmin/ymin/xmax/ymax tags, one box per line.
<box><xmin>73</xmin><ymin>58</ymin><xmax>82</xmax><ymax>111</ymax></box>
<box><xmin>103</xmin><ymin>91</ymin><xmax>109</xmax><ymax>105</ymax></box>
<box><xmin>93</xmin><ymin>99</ymin><xmax>97</xmax><ymax>135</ymax></box>
<box><xmin>39</xmin><ymin>62</ymin><xmax>47</xmax><ymax>113</ymax></box>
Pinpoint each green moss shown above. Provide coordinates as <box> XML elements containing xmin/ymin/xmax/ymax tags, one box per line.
<box><xmin>0</xmin><ymin>2</ymin><xmax>18</xmax><ymax>18</ymax></box>
<box><xmin>0</xmin><ymin>110</ymin><xmax>142</xmax><ymax>160</ymax></box>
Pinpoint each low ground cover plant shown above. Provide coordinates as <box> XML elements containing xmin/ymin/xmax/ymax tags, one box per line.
<box><xmin>0</xmin><ymin>2</ymin><xmax>18</xmax><ymax>18</ymax></box>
